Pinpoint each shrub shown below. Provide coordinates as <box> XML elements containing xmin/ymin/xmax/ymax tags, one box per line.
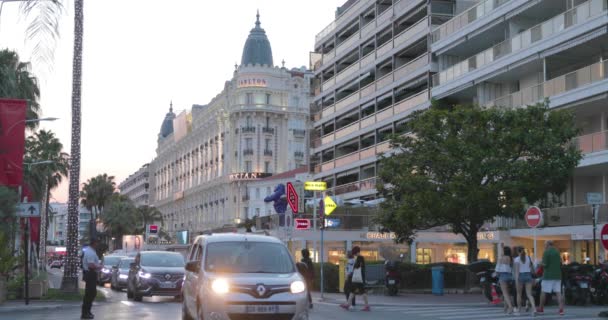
<box><xmin>311</xmin><ymin>262</ymin><xmax>339</xmax><ymax>293</ymax></box>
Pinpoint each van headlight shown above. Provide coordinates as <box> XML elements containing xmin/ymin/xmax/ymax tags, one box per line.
<box><xmin>119</xmin><ymin>274</ymin><xmax>128</xmax><ymax>279</ymax></box>
<box><xmin>211</xmin><ymin>278</ymin><xmax>229</xmax><ymax>294</ymax></box>
<box><xmin>290</xmin><ymin>280</ymin><xmax>306</xmax><ymax>294</ymax></box>
<box><xmin>138</xmin><ymin>271</ymin><xmax>152</xmax><ymax>279</ymax></box>
<box><xmin>102</xmin><ymin>268</ymin><xmax>110</xmax><ymax>274</ymax></box>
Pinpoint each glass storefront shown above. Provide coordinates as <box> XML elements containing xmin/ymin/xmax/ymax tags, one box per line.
<box><xmin>416</xmin><ymin>248</ymin><xmax>432</xmax><ymax>264</ymax></box>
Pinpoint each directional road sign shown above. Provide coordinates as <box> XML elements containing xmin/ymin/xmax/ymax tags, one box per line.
<box><xmin>295</xmin><ymin>218</ymin><xmax>311</xmax><ymax>230</ymax></box>
<box><xmin>286</xmin><ymin>182</ymin><xmax>299</xmax><ymax>214</ymax></box>
<box><xmin>324</xmin><ymin>196</ymin><xmax>337</xmax><ymax>215</ymax></box>
<box><xmin>587</xmin><ymin>192</ymin><xmax>603</xmax><ymax>205</ymax></box>
<box><xmin>304</xmin><ymin>181</ymin><xmax>327</xmax><ymax>191</ymax></box>
<box><xmin>16</xmin><ymin>202</ymin><xmax>41</xmax><ymax>217</ymax></box>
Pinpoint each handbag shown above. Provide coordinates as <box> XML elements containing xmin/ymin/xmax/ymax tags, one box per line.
<box><xmin>352</xmin><ymin>267</ymin><xmax>363</xmax><ymax>283</ymax></box>
<box><xmin>528</xmin><ymin>256</ymin><xmax>537</xmax><ymax>278</ymax></box>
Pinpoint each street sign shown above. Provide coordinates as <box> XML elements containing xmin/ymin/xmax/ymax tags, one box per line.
<box><xmin>324</xmin><ymin>196</ymin><xmax>337</xmax><ymax>215</ymax></box>
<box><xmin>325</xmin><ymin>218</ymin><xmax>340</xmax><ymax>228</ymax></box>
<box><xmin>286</xmin><ymin>182</ymin><xmax>299</xmax><ymax>214</ymax></box>
<box><xmin>587</xmin><ymin>192</ymin><xmax>603</xmax><ymax>205</ymax></box>
<box><xmin>525</xmin><ymin>206</ymin><xmax>543</xmax><ymax>228</ymax></box>
<box><xmin>601</xmin><ymin>224</ymin><xmax>608</xmax><ymax>250</ymax></box>
<box><xmin>304</xmin><ymin>181</ymin><xmax>327</xmax><ymax>191</ymax></box>
<box><xmin>16</xmin><ymin>202</ymin><xmax>40</xmax><ymax>217</ymax></box>
<box><xmin>295</xmin><ymin>218</ymin><xmax>311</xmax><ymax>230</ymax></box>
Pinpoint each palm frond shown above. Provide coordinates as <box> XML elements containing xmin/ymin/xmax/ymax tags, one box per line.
<box><xmin>20</xmin><ymin>0</ymin><xmax>64</xmax><ymax>69</ymax></box>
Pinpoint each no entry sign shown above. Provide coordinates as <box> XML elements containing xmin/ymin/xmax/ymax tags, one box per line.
<box><xmin>295</xmin><ymin>218</ymin><xmax>311</xmax><ymax>230</ymax></box>
<box><xmin>601</xmin><ymin>224</ymin><xmax>608</xmax><ymax>250</ymax></box>
<box><xmin>525</xmin><ymin>206</ymin><xmax>543</xmax><ymax>228</ymax></box>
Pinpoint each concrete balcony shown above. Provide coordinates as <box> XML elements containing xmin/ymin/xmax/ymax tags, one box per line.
<box><xmin>313</xmin><ymin>141</ymin><xmax>391</xmax><ymax>176</ymax></box>
<box><xmin>293</xmin><ymin>129</ymin><xmax>306</xmax><ymax>137</ymax></box>
<box><xmin>262</xmin><ymin>127</ymin><xmax>275</xmax><ymax>134</ymax></box>
<box><xmin>514</xmin><ymin>204</ymin><xmax>608</xmax><ymax>228</ymax></box>
<box><xmin>243</xmin><ymin>149</ymin><xmax>254</xmax><ymax>156</ymax></box>
<box><xmin>330</xmin><ymin>177</ymin><xmax>377</xmax><ymax>197</ymax></box>
<box><xmin>241</xmin><ymin>126</ymin><xmax>256</xmax><ymax>134</ymax></box>
<box><xmin>575</xmin><ymin>130</ymin><xmax>608</xmax><ymax>155</ymax></box>
<box><xmin>263</xmin><ymin>149</ymin><xmax>273</xmax><ymax>156</ymax></box>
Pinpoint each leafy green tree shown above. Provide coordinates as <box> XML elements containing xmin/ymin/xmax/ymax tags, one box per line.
<box><xmin>376</xmin><ymin>102</ymin><xmax>582</xmax><ymax>263</ymax></box>
<box><xmin>0</xmin><ymin>49</ymin><xmax>41</xmax><ymax>130</ymax></box>
<box><xmin>102</xmin><ymin>194</ymin><xmax>137</xmax><ymax>241</ymax></box>
<box><xmin>0</xmin><ymin>186</ymin><xmax>18</xmax><ymax>236</ymax></box>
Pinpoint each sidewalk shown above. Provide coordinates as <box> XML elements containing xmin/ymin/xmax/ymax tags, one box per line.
<box><xmin>313</xmin><ymin>291</ymin><xmax>487</xmax><ymax>307</ymax></box>
<box><xmin>0</xmin><ymin>300</ymin><xmax>81</xmax><ymax>313</ymax></box>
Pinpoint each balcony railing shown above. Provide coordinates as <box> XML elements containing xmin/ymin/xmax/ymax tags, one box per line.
<box><xmin>575</xmin><ymin>130</ymin><xmax>608</xmax><ymax>154</ymax></box>
<box><xmin>243</xmin><ymin>149</ymin><xmax>254</xmax><ymax>156</ymax></box>
<box><xmin>241</xmin><ymin>126</ymin><xmax>256</xmax><ymax>133</ymax></box>
<box><xmin>431</xmin><ymin>0</ymin><xmax>509</xmax><ymax>43</ymax></box>
<box><xmin>514</xmin><ymin>204</ymin><xmax>608</xmax><ymax>228</ymax></box>
<box><xmin>242</xmin><ymin>195</ymin><xmax>250</xmax><ymax>201</ymax></box>
<box><xmin>330</xmin><ymin>177</ymin><xmax>377</xmax><ymax>196</ymax></box>
<box><xmin>293</xmin><ymin>129</ymin><xmax>306</xmax><ymax>137</ymax></box>
<box><xmin>262</xmin><ymin>127</ymin><xmax>275</xmax><ymax>134</ymax></box>
<box><xmin>264</xmin><ymin>149</ymin><xmax>273</xmax><ymax>156</ymax></box>
<box><xmin>485</xmin><ymin>59</ymin><xmax>607</xmax><ymax>109</ymax></box>
<box><xmin>294</xmin><ymin>151</ymin><xmax>304</xmax><ymax>158</ymax></box>
<box><xmin>433</xmin><ymin>0</ymin><xmax>608</xmax><ymax>87</ymax></box>
<box><xmin>313</xmin><ymin>141</ymin><xmax>391</xmax><ymax>174</ymax></box>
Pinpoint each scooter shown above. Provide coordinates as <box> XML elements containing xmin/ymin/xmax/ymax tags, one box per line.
<box><xmin>590</xmin><ymin>263</ymin><xmax>608</xmax><ymax>305</ymax></box>
<box><xmin>385</xmin><ymin>254</ymin><xmax>404</xmax><ymax>296</ymax></box>
<box><xmin>563</xmin><ymin>262</ymin><xmax>593</xmax><ymax>305</ymax></box>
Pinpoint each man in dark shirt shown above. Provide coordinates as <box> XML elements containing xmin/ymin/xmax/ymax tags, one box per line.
<box><xmin>301</xmin><ymin>249</ymin><xmax>314</xmax><ymax>309</ymax></box>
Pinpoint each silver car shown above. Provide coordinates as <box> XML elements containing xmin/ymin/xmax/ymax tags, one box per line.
<box><xmin>182</xmin><ymin>233</ymin><xmax>308</xmax><ymax>320</ymax></box>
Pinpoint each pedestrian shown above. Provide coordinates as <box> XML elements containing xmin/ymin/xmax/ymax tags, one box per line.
<box><xmin>496</xmin><ymin>244</ymin><xmax>514</xmax><ymax>314</ymax></box>
<box><xmin>340</xmin><ymin>246</ymin><xmax>370</xmax><ymax>311</ymax></box>
<box><xmin>537</xmin><ymin>240</ymin><xmax>565</xmax><ymax>316</ymax></box>
<box><xmin>514</xmin><ymin>247</ymin><xmax>536</xmax><ymax>315</ymax></box>
<box><xmin>301</xmin><ymin>249</ymin><xmax>314</xmax><ymax>309</ymax></box>
<box><xmin>81</xmin><ymin>238</ymin><xmax>102</xmax><ymax>319</ymax></box>
<box><xmin>344</xmin><ymin>250</ymin><xmax>356</xmax><ymax>306</ymax></box>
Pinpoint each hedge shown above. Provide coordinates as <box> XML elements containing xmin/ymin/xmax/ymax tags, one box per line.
<box><xmin>311</xmin><ymin>262</ymin><xmax>339</xmax><ymax>293</ymax></box>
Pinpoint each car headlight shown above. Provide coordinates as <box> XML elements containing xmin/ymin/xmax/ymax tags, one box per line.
<box><xmin>138</xmin><ymin>271</ymin><xmax>152</xmax><ymax>279</ymax></box>
<box><xmin>211</xmin><ymin>278</ymin><xmax>229</xmax><ymax>294</ymax></box>
<box><xmin>119</xmin><ymin>274</ymin><xmax>128</xmax><ymax>279</ymax></box>
<box><xmin>102</xmin><ymin>268</ymin><xmax>110</xmax><ymax>274</ymax></box>
<box><xmin>290</xmin><ymin>280</ymin><xmax>306</xmax><ymax>294</ymax></box>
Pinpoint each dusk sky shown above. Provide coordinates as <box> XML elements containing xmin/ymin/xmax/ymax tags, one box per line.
<box><xmin>1</xmin><ymin>0</ymin><xmax>344</xmax><ymax>202</ymax></box>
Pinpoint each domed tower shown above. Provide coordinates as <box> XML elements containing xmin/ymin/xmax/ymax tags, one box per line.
<box><xmin>158</xmin><ymin>101</ymin><xmax>176</xmax><ymax>140</ymax></box>
<box><xmin>241</xmin><ymin>11</ymin><xmax>273</xmax><ymax>67</ymax></box>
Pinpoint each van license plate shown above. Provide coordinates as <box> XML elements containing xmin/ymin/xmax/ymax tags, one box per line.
<box><xmin>388</xmin><ymin>280</ymin><xmax>396</xmax><ymax>285</ymax></box>
<box><xmin>245</xmin><ymin>305</ymin><xmax>279</xmax><ymax>313</ymax></box>
<box><xmin>159</xmin><ymin>281</ymin><xmax>176</xmax><ymax>288</ymax></box>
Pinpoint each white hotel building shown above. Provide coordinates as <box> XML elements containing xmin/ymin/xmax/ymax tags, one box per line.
<box><xmin>149</xmin><ymin>14</ymin><xmax>312</xmax><ymax>239</ymax></box>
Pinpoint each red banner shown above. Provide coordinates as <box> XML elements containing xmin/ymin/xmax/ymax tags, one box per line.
<box><xmin>0</xmin><ymin>99</ymin><xmax>27</xmax><ymax>187</ymax></box>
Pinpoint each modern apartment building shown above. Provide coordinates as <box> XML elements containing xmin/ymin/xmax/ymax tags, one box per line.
<box><xmin>118</xmin><ymin>163</ymin><xmax>151</xmax><ymax>207</ymax></box>
<box><xmin>309</xmin><ymin>0</ymin><xmax>608</xmax><ymax>264</ymax></box>
<box><xmin>149</xmin><ymin>13</ymin><xmax>313</xmax><ymax>238</ymax></box>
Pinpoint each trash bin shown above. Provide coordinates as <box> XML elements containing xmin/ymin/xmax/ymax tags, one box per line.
<box><xmin>431</xmin><ymin>266</ymin><xmax>444</xmax><ymax>296</ymax></box>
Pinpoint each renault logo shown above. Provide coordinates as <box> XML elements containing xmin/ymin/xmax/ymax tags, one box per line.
<box><xmin>256</xmin><ymin>284</ymin><xmax>266</xmax><ymax>296</ymax></box>
<box><xmin>165</xmin><ymin>274</ymin><xmax>171</xmax><ymax>280</ymax></box>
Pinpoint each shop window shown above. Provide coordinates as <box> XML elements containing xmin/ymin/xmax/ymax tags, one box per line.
<box><xmin>445</xmin><ymin>247</ymin><xmax>467</xmax><ymax>264</ymax></box>
<box><xmin>478</xmin><ymin>248</ymin><xmax>495</xmax><ymax>262</ymax></box>
<box><xmin>416</xmin><ymin>248</ymin><xmax>432</xmax><ymax>264</ymax></box>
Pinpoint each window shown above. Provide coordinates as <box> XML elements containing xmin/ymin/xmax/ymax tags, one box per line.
<box><xmin>245</xmin><ymin>138</ymin><xmax>253</xmax><ymax>149</ymax></box>
<box><xmin>265</xmin><ymin>139</ymin><xmax>271</xmax><ymax>150</ymax></box>
<box><xmin>266</xmin><ymin>93</ymin><xmax>271</xmax><ymax>104</ymax></box>
<box><xmin>293</xmin><ymin>96</ymin><xmax>300</xmax><ymax>107</ymax></box>
<box><xmin>255</xmin><ymin>188</ymin><xmax>260</xmax><ymax>199</ymax></box>
<box><xmin>246</xmin><ymin>93</ymin><xmax>253</xmax><ymax>105</ymax></box>
<box><xmin>266</xmin><ymin>116</ymin><xmax>270</xmax><ymax>128</ymax></box>
<box><xmin>416</xmin><ymin>248</ymin><xmax>432</xmax><ymax>264</ymax></box>
<box><xmin>245</xmin><ymin>161</ymin><xmax>252</xmax><ymax>172</ymax></box>
<box><xmin>264</xmin><ymin>161</ymin><xmax>271</xmax><ymax>173</ymax></box>
<box><xmin>255</xmin><ymin>208</ymin><xmax>260</xmax><ymax>217</ymax></box>
<box><xmin>246</xmin><ymin>116</ymin><xmax>252</xmax><ymax>127</ymax></box>
<box><xmin>244</xmin><ymin>207</ymin><xmax>249</xmax><ymax>218</ymax></box>
<box><xmin>266</xmin><ymin>187</ymin><xmax>271</xmax><ymax>196</ymax></box>
<box><xmin>204</xmin><ymin>242</ymin><xmax>295</xmax><ymax>273</ymax></box>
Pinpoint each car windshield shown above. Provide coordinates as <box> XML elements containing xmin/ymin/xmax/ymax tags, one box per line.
<box><xmin>103</xmin><ymin>256</ymin><xmax>123</xmax><ymax>266</ymax></box>
<box><xmin>119</xmin><ymin>258</ymin><xmax>134</xmax><ymax>269</ymax></box>
<box><xmin>141</xmin><ymin>253</ymin><xmax>185</xmax><ymax>267</ymax></box>
<box><xmin>204</xmin><ymin>241</ymin><xmax>295</xmax><ymax>273</ymax></box>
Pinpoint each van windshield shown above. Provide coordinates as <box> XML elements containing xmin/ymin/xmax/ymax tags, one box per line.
<box><xmin>204</xmin><ymin>242</ymin><xmax>295</xmax><ymax>273</ymax></box>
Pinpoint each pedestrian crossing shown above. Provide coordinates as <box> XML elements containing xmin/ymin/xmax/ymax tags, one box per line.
<box><xmin>367</xmin><ymin>305</ymin><xmax>603</xmax><ymax>320</ymax></box>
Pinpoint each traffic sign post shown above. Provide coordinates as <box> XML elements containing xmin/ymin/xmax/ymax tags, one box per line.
<box><xmin>286</xmin><ymin>182</ymin><xmax>299</xmax><ymax>214</ymax></box>
<box><xmin>525</xmin><ymin>206</ymin><xmax>543</xmax><ymax>263</ymax></box>
<box><xmin>588</xmin><ymin>193</ymin><xmax>603</xmax><ymax>265</ymax></box>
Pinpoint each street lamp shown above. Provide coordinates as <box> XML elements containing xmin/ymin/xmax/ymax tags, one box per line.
<box><xmin>6</xmin><ymin>117</ymin><xmax>59</xmax><ymax>135</ymax></box>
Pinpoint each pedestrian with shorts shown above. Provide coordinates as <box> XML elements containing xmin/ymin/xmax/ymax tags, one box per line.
<box><xmin>301</xmin><ymin>249</ymin><xmax>314</xmax><ymax>309</ymax></box>
<box><xmin>81</xmin><ymin>238</ymin><xmax>102</xmax><ymax>319</ymax></box>
<box><xmin>514</xmin><ymin>247</ymin><xmax>536</xmax><ymax>315</ymax></box>
<box><xmin>340</xmin><ymin>246</ymin><xmax>370</xmax><ymax>311</ymax></box>
<box><xmin>344</xmin><ymin>250</ymin><xmax>356</xmax><ymax>306</ymax></box>
<box><xmin>537</xmin><ymin>240</ymin><xmax>564</xmax><ymax>316</ymax></box>
<box><xmin>496</xmin><ymin>244</ymin><xmax>515</xmax><ymax>314</ymax></box>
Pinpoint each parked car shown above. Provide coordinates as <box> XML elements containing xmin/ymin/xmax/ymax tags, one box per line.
<box><xmin>99</xmin><ymin>255</ymin><xmax>126</xmax><ymax>285</ymax></box>
<box><xmin>127</xmin><ymin>251</ymin><xmax>185</xmax><ymax>302</ymax></box>
<box><xmin>111</xmin><ymin>257</ymin><xmax>134</xmax><ymax>291</ymax></box>
<box><xmin>50</xmin><ymin>260</ymin><xmax>62</xmax><ymax>269</ymax></box>
<box><xmin>182</xmin><ymin>233</ymin><xmax>309</xmax><ymax>320</ymax></box>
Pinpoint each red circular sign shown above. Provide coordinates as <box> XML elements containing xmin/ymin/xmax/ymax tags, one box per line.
<box><xmin>525</xmin><ymin>206</ymin><xmax>543</xmax><ymax>228</ymax></box>
<box><xmin>601</xmin><ymin>224</ymin><xmax>608</xmax><ymax>251</ymax></box>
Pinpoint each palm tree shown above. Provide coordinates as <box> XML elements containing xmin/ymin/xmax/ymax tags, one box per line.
<box><xmin>0</xmin><ymin>49</ymin><xmax>41</xmax><ymax>130</ymax></box>
<box><xmin>102</xmin><ymin>194</ymin><xmax>137</xmax><ymax>243</ymax></box>
<box><xmin>136</xmin><ymin>205</ymin><xmax>164</xmax><ymax>241</ymax></box>
<box><xmin>23</xmin><ymin>129</ymin><xmax>69</xmax><ymax>266</ymax></box>
<box><xmin>80</xmin><ymin>174</ymin><xmax>116</xmax><ymax>245</ymax></box>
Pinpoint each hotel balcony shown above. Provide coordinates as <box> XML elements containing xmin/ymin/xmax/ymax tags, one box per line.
<box><xmin>243</xmin><ymin>149</ymin><xmax>254</xmax><ymax>156</ymax></box>
<box><xmin>241</xmin><ymin>126</ymin><xmax>256</xmax><ymax>134</ymax></box>
<box><xmin>262</xmin><ymin>127</ymin><xmax>275</xmax><ymax>134</ymax></box>
<box><xmin>293</xmin><ymin>129</ymin><xmax>306</xmax><ymax>137</ymax></box>
<box><xmin>294</xmin><ymin>151</ymin><xmax>304</xmax><ymax>159</ymax></box>
<box><xmin>263</xmin><ymin>149</ymin><xmax>273</xmax><ymax>157</ymax></box>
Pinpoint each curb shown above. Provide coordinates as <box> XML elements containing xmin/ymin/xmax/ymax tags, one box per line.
<box><xmin>0</xmin><ymin>303</ymin><xmax>81</xmax><ymax>313</ymax></box>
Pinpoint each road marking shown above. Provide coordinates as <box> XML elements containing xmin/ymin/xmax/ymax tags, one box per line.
<box><xmin>121</xmin><ymin>301</ymin><xmax>134</xmax><ymax>307</ymax></box>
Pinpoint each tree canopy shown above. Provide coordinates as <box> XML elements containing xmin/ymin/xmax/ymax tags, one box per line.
<box><xmin>0</xmin><ymin>49</ymin><xmax>41</xmax><ymax>129</ymax></box>
<box><xmin>376</xmin><ymin>102</ymin><xmax>582</xmax><ymax>262</ymax></box>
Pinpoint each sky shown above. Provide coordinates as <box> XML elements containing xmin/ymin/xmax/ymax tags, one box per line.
<box><xmin>1</xmin><ymin>0</ymin><xmax>345</xmax><ymax>203</ymax></box>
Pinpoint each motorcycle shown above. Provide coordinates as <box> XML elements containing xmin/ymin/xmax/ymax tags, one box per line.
<box><xmin>563</xmin><ymin>262</ymin><xmax>593</xmax><ymax>305</ymax></box>
<box><xmin>384</xmin><ymin>255</ymin><xmax>403</xmax><ymax>296</ymax></box>
<box><xmin>590</xmin><ymin>263</ymin><xmax>608</xmax><ymax>305</ymax></box>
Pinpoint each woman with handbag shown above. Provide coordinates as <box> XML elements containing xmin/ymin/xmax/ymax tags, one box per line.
<box><xmin>340</xmin><ymin>246</ymin><xmax>370</xmax><ymax>311</ymax></box>
<box><xmin>514</xmin><ymin>247</ymin><xmax>536</xmax><ymax>316</ymax></box>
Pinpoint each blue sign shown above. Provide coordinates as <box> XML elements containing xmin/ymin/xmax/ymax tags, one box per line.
<box><xmin>324</xmin><ymin>218</ymin><xmax>341</xmax><ymax>228</ymax></box>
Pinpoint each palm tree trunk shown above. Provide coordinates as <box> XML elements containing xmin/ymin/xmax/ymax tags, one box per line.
<box><xmin>61</xmin><ymin>0</ymin><xmax>84</xmax><ymax>293</ymax></box>
<box><xmin>38</xmin><ymin>177</ymin><xmax>49</xmax><ymax>269</ymax></box>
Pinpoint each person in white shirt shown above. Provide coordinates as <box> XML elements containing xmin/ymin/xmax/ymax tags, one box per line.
<box><xmin>514</xmin><ymin>247</ymin><xmax>536</xmax><ymax>315</ymax></box>
<box><xmin>81</xmin><ymin>239</ymin><xmax>102</xmax><ymax>319</ymax></box>
<box><xmin>344</xmin><ymin>250</ymin><xmax>356</xmax><ymax>306</ymax></box>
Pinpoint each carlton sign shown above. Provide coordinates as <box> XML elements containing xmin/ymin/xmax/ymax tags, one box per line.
<box><xmin>237</xmin><ymin>78</ymin><xmax>268</xmax><ymax>88</ymax></box>
<box><xmin>229</xmin><ymin>172</ymin><xmax>272</xmax><ymax>181</ymax></box>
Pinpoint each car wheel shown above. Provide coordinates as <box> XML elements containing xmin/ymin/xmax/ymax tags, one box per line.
<box><xmin>134</xmin><ymin>294</ymin><xmax>143</xmax><ymax>302</ymax></box>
